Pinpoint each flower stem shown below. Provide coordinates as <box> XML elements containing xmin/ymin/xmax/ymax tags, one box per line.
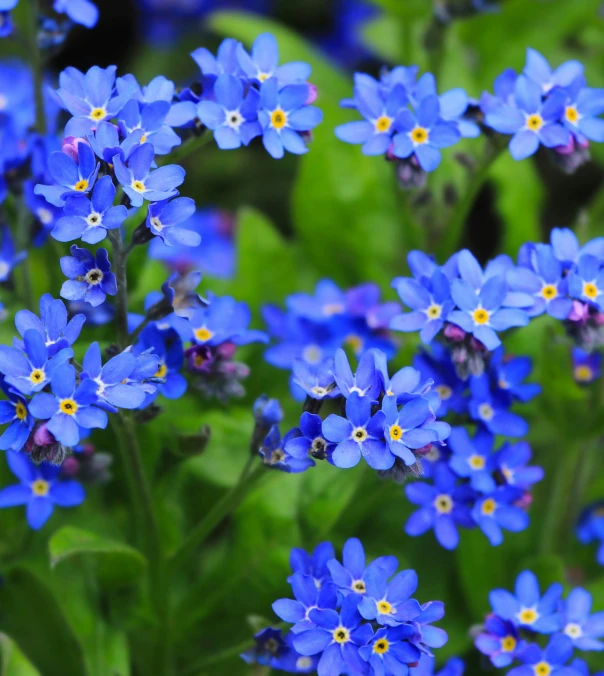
<box><xmin>107</xmin><ymin>229</ymin><xmax>130</xmax><ymax>348</ymax></box>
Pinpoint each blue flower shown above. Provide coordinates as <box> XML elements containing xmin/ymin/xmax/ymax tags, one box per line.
<box><xmin>494</xmin><ymin>441</ymin><xmax>544</xmax><ymax>490</ymax></box>
<box><xmin>412</xmin><ymin>345</ymin><xmax>466</xmax><ymax>417</ymax></box>
<box><xmin>0</xmin><ymin>4</ymin><xmax>16</xmax><ymax>37</ymax></box>
<box><xmin>138</xmin><ymin>325</ymin><xmax>187</xmax><ymax>400</ymax></box>
<box><xmin>289</xmin><ymin>541</ymin><xmax>336</xmax><ymax>589</ymax></box>
<box><xmin>405</xmin><ymin>464</ymin><xmax>474</xmax><ymax>550</ymax></box>
<box><xmin>523</xmin><ymin>48</ymin><xmax>584</xmax><ymax>95</ymax></box>
<box><xmin>489</xmin><ymin>349</ymin><xmax>541</xmax><ymax>403</ymax></box>
<box><xmin>0</xmin><ymin>328</ymin><xmax>73</xmax><ymax>395</ymax></box>
<box><xmin>392</xmin><ymin>95</ymin><xmax>461</xmax><ymax>171</ymax></box>
<box><xmin>113</xmin><ymin>143</ymin><xmax>185</xmax><ymax>208</ymax></box>
<box><xmin>60</xmin><ymin>246</ymin><xmax>117</xmax><ymax>307</ymax></box>
<box><xmin>558</xmin><ymin>588</ymin><xmax>604</xmax><ymax>651</ymax></box>
<box><xmin>410</xmin><ymin>655</ymin><xmax>465</xmax><ymax>676</ymax></box>
<box><xmin>507</xmin><ymin>635</ymin><xmax>575</xmax><ymax>676</ymax></box>
<box><xmin>272</xmin><ymin>572</ymin><xmax>338</xmax><ymax>633</ymax></box>
<box><xmin>333</xmin><ymin>348</ymin><xmax>381</xmax><ymax>400</ymax></box>
<box><xmin>258</xmin><ymin>78</ymin><xmax>323</xmax><ymax>159</ymax></box>
<box><xmin>489</xmin><ymin>569</ymin><xmax>562</xmax><ymax>633</ymax></box>
<box><xmin>253</xmin><ymin>395</ymin><xmax>283</xmax><ymax>427</ymax></box>
<box><xmin>29</xmin><ymin>364</ymin><xmax>107</xmax><ymax>446</ymax></box>
<box><xmin>322</xmin><ymin>392</ymin><xmax>390</xmax><ymax>470</ymax></box>
<box><xmin>327</xmin><ymin>537</ymin><xmax>397</xmax><ymax>597</ymax></box>
<box><xmin>146</xmin><ymin>197</ymin><xmax>202</xmax><ymax>247</ymax></box>
<box><xmin>53</xmin><ymin>0</ymin><xmax>98</xmax><ymax>28</ymax></box>
<box><xmin>240</xmin><ymin>627</ymin><xmax>288</xmax><ymax>666</ymax></box>
<box><xmin>483</xmin><ymin>74</ymin><xmax>570</xmax><ymax>160</ymax></box>
<box><xmin>468</xmin><ymin>373</ymin><xmax>528</xmax><ymax>437</ymax></box>
<box><xmin>358</xmin><ymin>566</ymin><xmax>422</xmax><ymax>627</ymax></box>
<box><xmin>86</xmin><ymin>120</ymin><xmax>143</xmax><ymax>165</ymax></box>
<box><xmin>292</xmin><ymin>593</ymin><xmax>373</xmax><ymax>676</ymax></box>
<box><xmin>475</xmin><ymin>616</ymin><xmax>525</xmax><ymax>668</ymax></box>
<box><xmin>81</xmin><ymin>342</ymin><xmax>149</xmax><ymax>411</ymax></box>
<box><xmin>292</xmin><ymin>359</ymin><xmax>340</xmax><ymax>401</ymax></box>
<box><xmin>0</xmin><ymin>386</ymin><xmax>33</xmax><ymax>452</ymax></box>
<box><xmin>559</xmin><ymin>75</ymin><xmax>604</xmax><ymax>145</ymax></box>
<box><xmin>52</xmin><ymin>175</ymin><xmax>127</xmax><ymax>245</ymax></box>
<box><xmin>359</xmin><ymin>625</ymin><xmax>422</xmax><ymax>675</ymax></box>
<box><xmin>472</xmin><ymin>486</ymin><xmax>529</xmax><ymax>546</ymax></box>
<box><xmin>507</xmin><ymin>243</ymin><xmax>573</xmax><ymax>319</ymax></box>
<box><xmin>448</xmin><ymin>426</ymin><xmax>496</xmax><ymax>493</ymax></box>
<box><xmin>549</xmin><ymin>227</ymin><xmax>604</xmax><ymax>268</ymax></box>
<box><xmin>35</xmin><ymin>142</ymin><xmax>99</xmax><ymax>207</ymax></box>
<box><xmin>197</xmin><ymin>74</ymin><xmax>261</xmax><ymax>149</ymax></box>
<box><xmin>260</xmin><ymin>425</ymin><xmax>315</xmax><ymax>473</ymax></box>
<box><xmin>391</xmin><ymin>270</ymin><xmax>454</xmax><ymax>343</ymax></box>
<box><xmin>285</xmin><ymin>412</ymin><xmax>335</xmax><ymax>461</ymax></box>
<box><xmin>0</xmin><ymin>450</ymin><xmax>85</xmax><ymax>530</ymax></box>
<box><xmin>191</xmin><ymin>38</ymin><xmax>242</xmax><ymax>82</ymax></box>
<box><xmin>568</xmin><ymin>254</ymin><xmax>604</xmax><ymax>311</ymax></box>
<box><xmin>286</xmin><ymin>279</ymin><xmax>348</xmax><ymax>322</ymax></box>
<box><xmin>0</xmin><ymin>226</ymin><xmax>26</xmax><ymax>281</ymax></box>
<box><xmin>572</xmin><ymin>348</ymin><xmax>601</xmax><ymax>384</ymax></box>
<box><xmin>236</xmin><ymin>33</ymin><xmax>312</xmax><ymax>87</ymax></box>
<box><xmin>270</xmin><ymin>632</ymin><xmax>319</xmax><ymax>673</ymax></box>
<box><xmin>15</xmin><ymin>294</ymin><xmax>85</xmax><ymax>356</ymax></box>
<box><xmin>118</xmin><ymin>99</ymin><xmax>181</xmax><ymax>155</ymax></box>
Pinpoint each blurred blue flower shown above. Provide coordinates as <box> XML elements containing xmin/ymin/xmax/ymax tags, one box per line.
<box><xmin>494</xmin><ymin>440</ymin><xmax>543</xmax><ymax>490</ymax></box>
<box><xmin>572</xmin><ymin>347</ymin><xmax>601</xmax><ymax>384</ymax></box>
<box><xmin>448</xmin><ymin>426</ymin><xmax>496</xmax><ymax>493</ymax></box>
<box><xmin>468</xmin><ymin>373</ymin><xmax>528</xmax><ymax>437</ymax></box>
<box><xmin>53</xmin><ymin>0</ymin><xmax>99</xmax><ymax>28</ymax></box>
<box><xmin>260</xmin><ymin>425</ymin><xmax>315</xmax><ymax>473</ymax></box>
<box><xmin>472</xmin><ymin>486</ymin><xmax>529</xmax><ymax>546</ymax></box>
<box><xmin>559</xmin><ymin>587</ymin><xmax>604</xmax><ymax>651</ymax></box>
<box><xmin>289</xmin><ymin>541</ymin><xmax>336</xmax><ymax>589</ymax></box>
<box><xmin>410</xmin><ymin>655</ymin><xmax>465</xmax><ymax>676</ymax></box>
<box><xmin>0</xmin><ymin>226</ymin><xmax>26</xmax><ymax>281</ymax></box>
<box><xmin>147</xmin><ymin>197</ymin><xmax>201</xmax><ymax>247</ymax></box>
<box><xmin>475</xmin><ymin>616</ymin><xmax>525</xmax><ymax>668</ymax></box>
<box><xmin>506</xmin><ymin>635</ymin><xmax>575</xmax><ymax>676</ymax></box>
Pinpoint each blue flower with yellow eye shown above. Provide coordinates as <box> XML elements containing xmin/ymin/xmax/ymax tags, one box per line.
<box><xmin>113</xmin><ymin>143</ymin><xmax>185</xmax><ymax>207</ymax></box>
<box><xmin>523</xmin><ymin>48</ymin><xmax>583</xmax><ymax>95</ymax></box>
<box><xmin>146</xmin><ymin>197</ymin><xmax>202</xmax><ymax>247</ymax></box>
<box><xmin>357</xmin><ymin>566</ymin><xmax>422</xmax><ymax>627</ymax></box>
<box><xmin>494</xmin><ymin>441</ymin><xmax>543</xmax><ymax>490</ymax></box>
<box><xmin>392</xmin><ymin>95</ymin><xmax>461</xmax><ymax>171</ymax></box>
<box><xmin>448</xmin><ymin>426</ymin><xmax>496</xmax><ymax>493</ymax></box>
<box><xmin>60</xmin><ymin>246</ymin><xmax>117</xmax><ymax>308</ymax></box>
<box><xmin>0</xmin><ymin>328</ymin><xmax>72</xmax><ymax>395</ymax></box>
<box><xmin>258</xmin><ymin>78</ymin><xmax>323</xmax><ymax>159</ymax></box>
<box><xmin>272</xmin><ymin>572</ymin><xmax>338</xmax><ymax>633</ymax></box>
<box><xmin>333</xmin><ymin>348</ymin><xmax>381</xmax><ymax>400</ymax></box>
<box><xmin>236</xmin><ymin>32</ymin><xmax>311</xmax><ymax>87</ymax></box>
<box><xmin>260</xmin><ymin>425</ymin><xmax>315</xmax><ymax>473</ymax></box>
<box><xmin>197</xmin><ymin>74</ymin><xmax>262</xmax><ymax>149</ymax></box>
<box><xmin>0</xmin><ymin>451</ymin><xmax>85</xmax><ymax>530</ymax></box>
<box><xmin>405</xmin><ymin>463</ymin><xmax>475</xmax><ymax>550</ymax></box>
<box><xmin>559</xmin><ymin>75</ymin><xmax>604</xmax><ymax>145</ymax></box>
<box><xmin>52</xmin><ymin>175</ymin><xmax>128</xmax><ymax>245</ymax></box>
<box><xmin>323</xmin><ymin>392</ymin><xmax>389</xmax><ymax>470</ymax></box>
<box><xmin>138</xmin><ymin>325</ymin><xmax>187</xmax><ymax>400</ymax></box>
<box><xmin>506</xmin><ymin>635</ymin><xmax>575</xmax><ymax>676</ymax></box>
<box><xmin>391</xmin><ymin>269</ymin><xmax>454</xmax><ymax>343</ymax></box>
<box><xmin>118</xmin><ymin>99</ymin><xmax>181</xmax><ymax>155</ymax></box>
<box><xmin>483</xmin><ymin>74</ymin><xmax>570</xmax><ymax>160</ymax></box>
<box><xmin>240</xmin><ymin>627</ymin><xmax>288</xmax><ymax>667</ymax></box>
<box><xmin>549</xmin><ymin>227</ymin><xmax>604</xmax><ymax>269</ymax></box>
<box><xmin>572</xmin><ymin>347</ymin><xmax>601</xmax><ymax>384</ymax></box>
<box><xmin>468</xmin><ymin>373</ymin><xmax>528</xmax><ymax>437</ymax></box>
<box><xmin>53</xmin><ymin>0</ymin><xmax>98</xmax><ymax>28</ymax></box>
<box><xmin>35</xmin><ymin>143</ymin><xmax>99</xmax><ymax>207</ymax></box>
<box><xmin>289</xmin><ymin>541</ymin><xmax>336</xmax><ymax>589</ymax></box>
<box><xmin>28</xmin><ymin>364</ymin><xmax>107</xmax><ymax>446</ymax></box>
<box><xmin>285</xmin><ymin>412</ymin><xmax>335</xmax><ymax>461</ymax></box>
<box><xmin>0</xmin><ymin>386</ymin><xmax>33</xmax><ymax>452</ymax></box>
<box><xmin>568</xmin><ymin>254</ymin><xmax>604</xmax><ymax>310</ymax></box>
<box><xmin>472</xmin><ymin>486</ymin><xmax>529</xmax><ymax>546</ymax></box>
<box><xmin>475</xmin><ymin>616</ymin><xmax>525</xmax><ymax>668</ymax></box>
<box><xmin>0</xmin><ymin>226</ymin><xmax>26</xmax><ymax>282</ymax></box>
<box><xmin>360</xmin><ymin>625</ymin><xmax>422</xmax><ymax>676</ymax></box>
<box><xmin>412</xmin><ymin>345</ymin><xmax>466</xmax><ymax>417</ymax></box>
<box><xmin>489</xmin><ymin>569</ymin><xmax>562</xmax><ymax>633</ymax></box>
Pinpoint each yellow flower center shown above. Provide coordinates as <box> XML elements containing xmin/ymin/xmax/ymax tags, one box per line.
<box><xmin>373</xmin><ymin>639</ymin><xmax>390</xmax><ymax>654</ymax></box>
<box><xmin>90</xmin><ymin>107</ymin><xmax>107</xmax><ymax>121</ymax></box>
<box><xmin>583</xmin><ymin>282</ymin><xmax>598</xmax><ymax>299</ymax></box>
<box><xmin>574</xmin><ymin>365</ymin><xmax>593</xmax><ymax>382</ymax></box>
<box><xmin>564</xmin><ymin>623</ymin><xmax>582</xmax><ymax>639</ymax></box>
<box><xmin>332</xmin><ymin>627</ymin><xmax>350</xmax><ymax>644</ymax></box>
<box><xmin>375</xmin><ymin>115</ymin><xmax>392</xmax><ymax>133</ymax></box>
<box><xmin>140</xmin><ymin>133</ymin><xmax>147</xmax><ymax>144</ymax></box>
<box><xmin>258</xmin><ymin>72</ymin><xmax>271</xmax><ymax>82</ymax></box>
<box><xmin>31</xmin><ymin>479</ymin><xmax>50</xmax><ymax>497</ymax></box>
<box><xmin>436</xmin><ymin>384</ymin><xmax>452</xmax><ymax>400</ymax></box>
<box><xmin>481</xmin><ymin>498</ymin><xmax>497</xmax><ymax>515</ymax></box>
<box><xmin>518</xmin><ymin>608</ymin><xmax>538</xmax><ymax>625</ymax></box>
<box><xmin>426</xmin><ymin>304</ymin><xmax>442</xmax><ymax>319</ymax></box>
<box><xmin>534</xmin><ymin>662</ymin><xmax>551</xmax><ymax>676</ymax></box>
<box><xmin>30</xmin><ymin>369</ymin><xmax>45</xmax><ymax>384</ymax></box>
<box><xmin>472</xmin><ymin>308</ymin><xmax>490</xmax><ymax>325</ymax></box>
<box><xmin>377</xmin><ymin>600</ymin><xmax>392</xmax><ymax>615</ymax></box>
<box><xmin>541</xmin><ymin>284</ymin><xmax>558</xmax><ymax>300</ymax></box>
<box><xmin>526</xmin><ymin>114</ymin><xmax>543</xmax><ymax>131</ymax></box>
<box><xmin>194</xmin><ymin>327</ymin><xmax>214</xmax><ymax>342</ymax></box>
<box><xmin>59</xmin><ymin>398</ymin><xmax>79</xmax><ymax>416</ymax></box>
<box><xmin>434</xmin><ymin>494</ymin><xmax>453</xmax><ymax>514</ymax></box>
<box><xmin>352</xmin><ymin>427</ymin><xmax>368</xmax><ymax>443</ymax></box>
<box><xmin>131</xmin><ymin>180</ymin><xmax>146</xmax><ymax>193</ymax></box>
<box><xmin>565</xmin><ymin>105</ymin><xmax>579</xmax><ymax>124</ymax></box>
<box><xmin>15</xmin><ymin>402</ymin><xmax>27</xmax><ymax>420</ymax></box>
<box><xmin>469</xmin><ymin>454</ymin><xmax>485</xmax><ymax>470</ymax></box>
<box><xmin>271</xmin><ymin>109</ymin><xmax>287</xmax><ymax>130</ymax></box>
<box><xmin>389</xmin><ymin>424</ymin><xmax>402</xmax><ymax>441</ymax></box>
<box><xmin>478</xmin><ymin>403</ymin><xmax>494</xmax><ymax>421</ymax></box>
<box><xmin>352</xmin><ymin>580</ymin><xmax>366</xmax><ymax>593</ymax></box>
<box><xmin>411</xmin><ymin>126</ymin><xmax>429</xmax><ymax>144</ymax></box>
<box><xmin>501</xmin><ymin>635</ymin><xmax>516</xmax><ymax>652</ymax></box>
<box><xmin>155</xmin><ymin>364</ymin><xmax>168</xmax><ymax>379</ymax></box>
<box><xmin>74</xmin><ymin>179</ymin><xmax>89</xmax><ymax>192</ymax></box>
<box><xmin>345</xmin><ymin>334</ymin><xmax>363</xmax><ymax>353</ymax></box>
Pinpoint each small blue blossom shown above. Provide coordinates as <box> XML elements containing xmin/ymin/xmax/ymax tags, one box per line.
<box><xmin>285</xmin><ymin>412</ymin><xmax>335</xmax><ymax>462</ymax></box>
<box><xmin>260</xmin><ymin>425</ymin><xmax>315</xmax><ymax>473</ymax></box>
<box><xmin>448</xmin><ymin>426</ymin><xmax>496</xmax><ymax>493</ymax></box>
<box><xmin>523</xmin><ymin>48</ymin><xmax>584</xmax><ymax>95</ymax></box>
<box><xmin>0</xmin><ymin>385</ymin><xmax>33</xmax><ymax>452</ymax></box>
<box><xmin>138</xmin><ymin>325</ymin><xmax>187</xmax><ymax>400</ymax></box>
<box><xmin>494</xmin><ymin>440</ymin><xmax>544</xmax><ymax>490</ymax></box>
<box><xmin>572</xmin><ymin>347</ymin><xmax>601</xmax><ymax>384</ymax></box>
<box><xmin>327</xmin><ymin>537</ymin><xmax>397</xmax><ymax>597</ymax></box>
<box><xmin>292</xmin><ymin>358</ymin><xmax>339</xmax><ymax>401</ymax></box>
<box><xmin>29</xmin><ymin>364</ymin><xmax>107</xmax><ymax>446</ymax></box>
<box><xmin>240</xmin><ymin>627</ymin><xmax>288</xmax><ymax>666</ymax></box>
<box><xmin>35</xmin><ymin>142</ymin><xmax>99</xmax><ymax>207</ymax></box>
<box><xmin>236</xmin><ymin>33</ymin><xmax>311</xmax><ymax>87</ymax></box>
<box><xmin>413</xmin><ymin>345</ymin><xmax>467</xmax><ymax>416</ymax></box>
<box><xmin>558</xmin><ymin>587</ymin><xmax>604</xmax><ymax>651</ymax></box>
<box><xmin>147</xmin><ymin>197</ymin><xmax>202</xmax><ymax>247</ymax></box>
<box><xmin>333</xmin><ymin>348</ymin><xmax>381</xmax><ymax>400</ymax></box>
<box><xmin>568</xmin><ymin>255</ymin><xmax>604</xmax><ymax>311</ymax></box>
<box><xmin>86</xmin><ymin>120</ymin><xmax>143</xmax><ymax>165</ymax></box>
<box><xmin>549</xmin><ymin>227</ymin><xmax>604</xmax><ymax>269</ymax></box>
<box><xmin>289</xmin><ymin>541</ymin><xmax>336</xmax><ymax>589</ymax></box>
<box><xmin>253</xmin><ymin>395</ymin><xmax>283</xmax><ymax>427</ymax></box>
<box><xmin>53</xmin><ymin>0</ymin><xmax>99</xmax><ymax>28</ymax></box>
<box><xmin>472</xmin><ymin>486</ymin><xmax>529</xmax><ymax>546</ymax></box>
<box><xmin>358</xmin><ymin>566</ymin><xmax>422</xmax><ymax>627</ymax></box>
<box><xmin>507</xmin><ymin>635</ymin><xmax>575</xmax><ymax>676</ymax></box>
<box><xmin>272</xmin><ymin>572</ymin><xmax>338</xmax><ymax>633</ymax></box>
<box><xmin>60</xmin><ymin>246</ymin><xmax>117</xmax><ymax>307</ymax></box>
<box><xmin>360</xmin><ymin>625</ymin><xmax>421</xmax><ymax>675</ymax></box>
<box><xmin>475</xmin><ymin>616</ymin><xmax>525</xmax><ymax>668</ymax></box>
<box><xmin>468</xmin><ymin>373</ymin><xmax>528</xmax><ymax>437</ymax></box>
<box><xmin>559</xmin><ymin>75</ymin><xmax>604</xmax><ymax>145</ymax></box>
<box><xmin>489</xmin><ymin>349</ymin><xmax>541</xmax><ymax>404</ymax></box>
<box><xmin>118</xmin><ymin>99</ymin><xmax>181</xmax><ymax>155</ymax></box>
<box><xmin>0</xmin><ymin>450</ymin><xmax>85</xmax><ymax>530</ymax></box>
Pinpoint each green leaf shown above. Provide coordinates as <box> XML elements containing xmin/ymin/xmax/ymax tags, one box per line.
<box><xmin>49</xmin><ymin>527</ymin><xmax>147</xmax><ymax>587</ymax></box>
<box><xmin>0</xmin><ymin>568</ymin><xmax>89</xmax><ymax>676</ymax></box>
<box><xmin>0</xmin><ymin>634</ymin><xmax>40</xmax><ymax>676</ymax></box>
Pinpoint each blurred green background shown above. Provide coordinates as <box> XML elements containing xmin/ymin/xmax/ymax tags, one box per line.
<box><xmin>2</xmin><ymin>0</ymin><xmax>604</xmax><ymax>674</ymax></box>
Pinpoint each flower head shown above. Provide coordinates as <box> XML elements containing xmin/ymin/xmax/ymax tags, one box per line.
<box><xmin>60</xmin><ymin>246</ymin><xmax>117</xmax><ymax>307</ymax></box>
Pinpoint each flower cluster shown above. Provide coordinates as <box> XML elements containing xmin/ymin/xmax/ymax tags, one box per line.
<box><xmin>475</xmin><ymin>570</ymin><xmax>604</xmax><ymax>676</ymax></box>
<box><xmin>241</xmin><ymin>538</ymin><xmax>456</xmax><ymax>675</ymax></box>
<box><xmin>1</xmin><ymin>0</ymin><xmax>98</xmax><ymax>42</ymax></box>
<box><xmin>256</xmin><ymin>347</ymin><xmax>450</xmax><ymax>479</ymax></box>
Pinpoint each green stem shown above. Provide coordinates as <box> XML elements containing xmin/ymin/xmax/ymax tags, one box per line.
<box><xmin>170</xmin><ymin>459</ymin><xmax>265</xmax><ymax>570</ymax></box>
<box><xmin>437</xmin><ymin>138</ymin><xmax>506</xmax><ymax>258</ymax></box>
<box><xmin>128</xmin><ymin>315</ymin><xmax>152</xmax><ymax>345</ymax></box>
<box><xmin>158</xmin><ymin>129</ymin><xmax>213</xmax><ymax>167</ymax></box>
<box><xmin>107</xmin><ymin>229</ymin><xmax>130</xmax><ymax>348</ymax></box>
